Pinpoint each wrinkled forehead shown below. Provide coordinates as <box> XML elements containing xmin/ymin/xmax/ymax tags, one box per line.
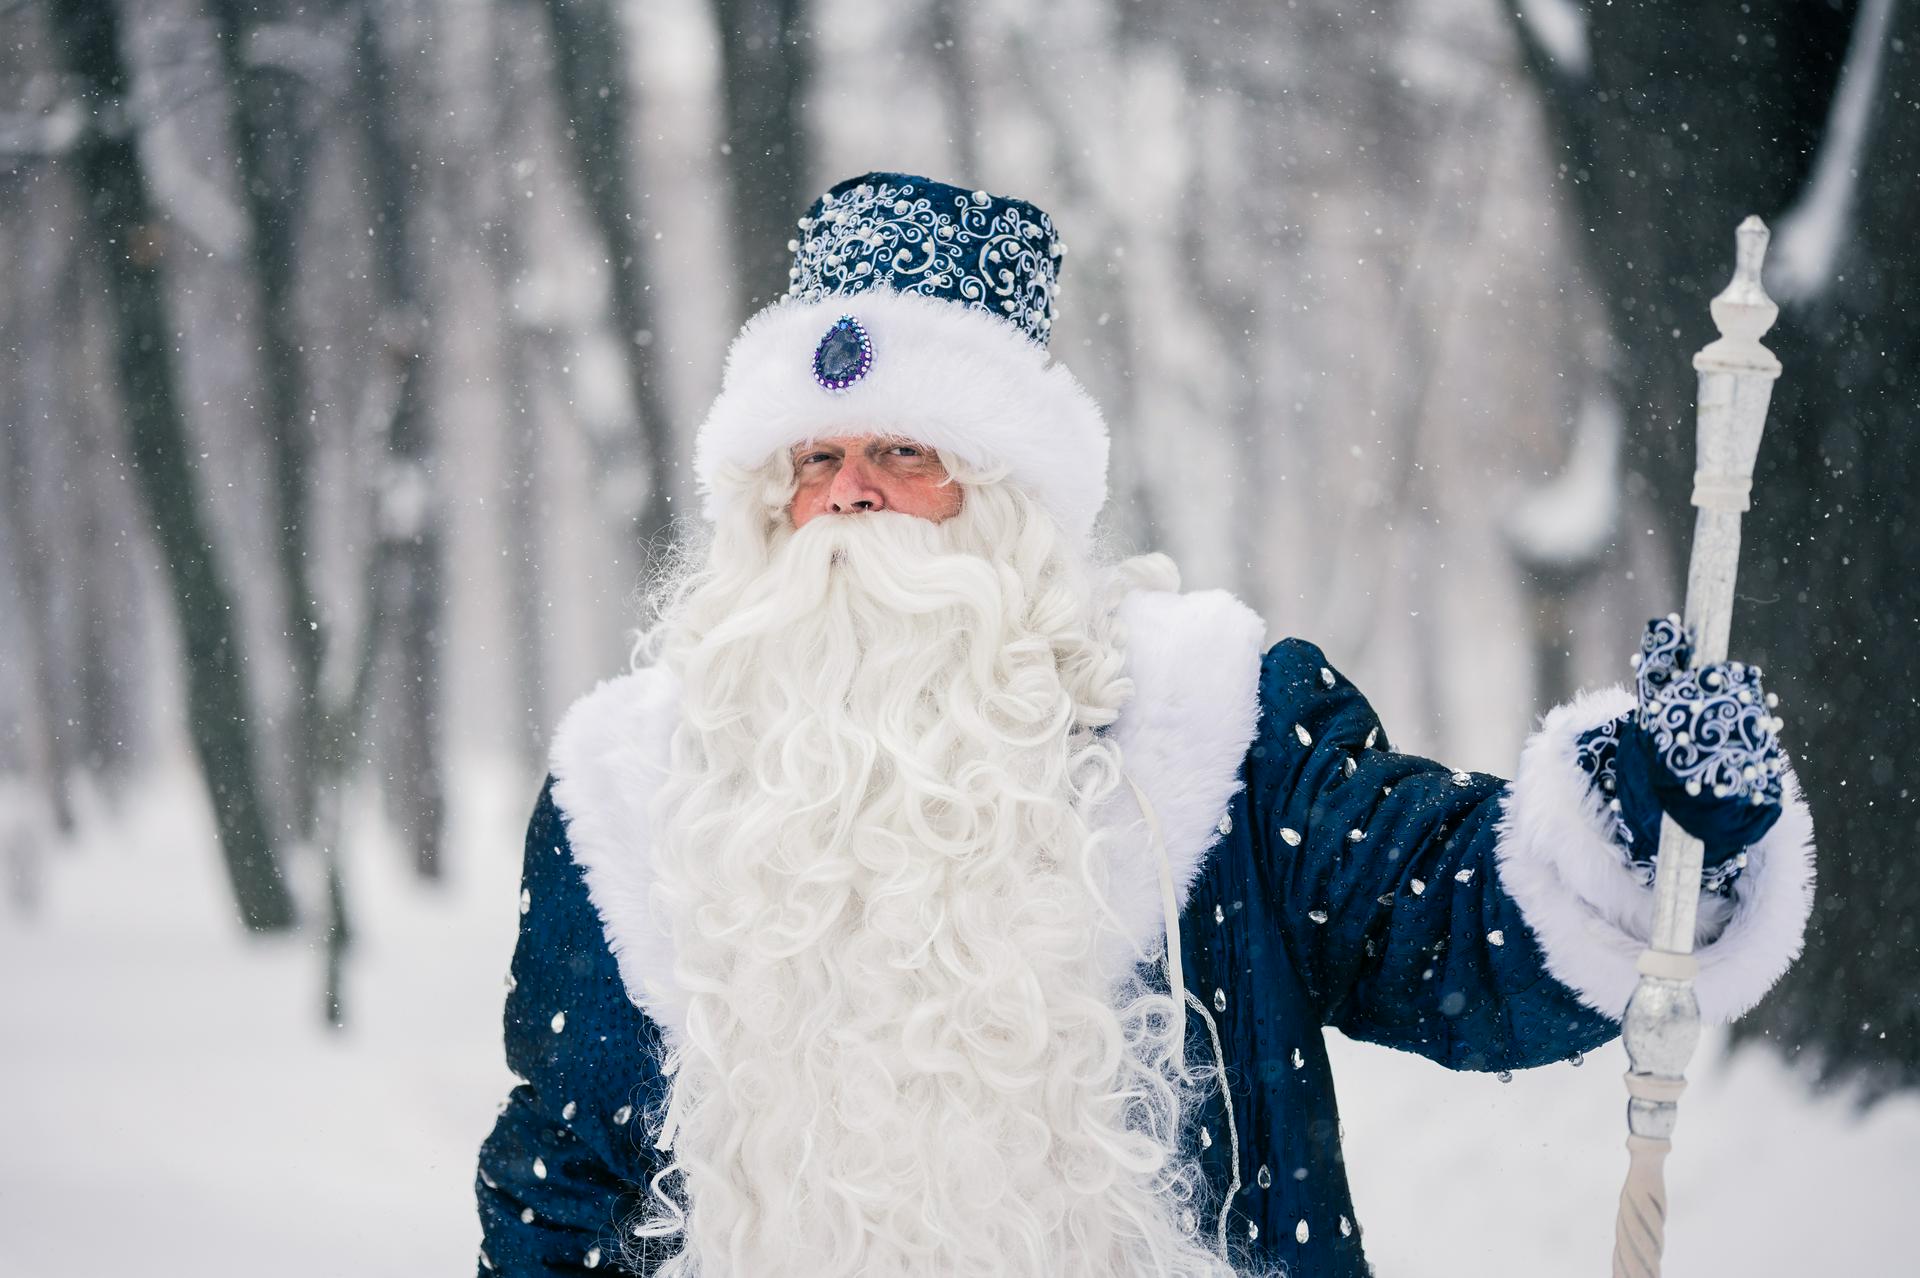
<box><xmin>785</xmin><ymin>432</ymin><xmax>939</xmax><ymax>456</ymax></box>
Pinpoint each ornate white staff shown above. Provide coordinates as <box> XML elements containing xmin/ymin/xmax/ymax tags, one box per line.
<box><xmin>1611</xmin><ymin>216</ymin><xmax>1782</xmax><ymax>1278</ymax></box>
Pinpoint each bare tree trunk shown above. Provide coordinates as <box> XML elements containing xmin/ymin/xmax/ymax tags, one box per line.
<box><xmin>539</xmin><ymin>0</ymin><xmax>680</xmax><ymax>558</ymax></box>
<box><xmin>356</xmin><ymin>2</ymin><xmax>446</xmax><ymax>881</ymax></box>
<box><xmin>9</xmin><ymin>164</ymin><xmax>151</xmax><ymax>822</ymax></box>
<box><xmin>72</xmin><ymin>406</ymin><xmax>141</xmax><ymax>780</ymax></box>
<box><xmin>502</xmin><ymin>401</ymin><xmax>548</xmax><ymax>767</ymax></box>
<box><xmin>1001</xmin><ymin>19</ymin><xmax>1161</xmax><ymax>545</ymax></box>
<box><xmin>2</xmin><ymin>272</ymin><xmax>79</xmax><ymax>836</ymax></box>
<box><xmin>203</xmin><ymin>0</ymin><xmax>336</xmax><ymax>838</ymax></box>
<box><xmin>711</xmin><ymin>0</ymin><xmax>814</xmax><ymax>311</ymax></box>
<box><xmin>925</xmin><ymin>0</ymin><xmax>980</xmax><ymax>180</ymax></box>
<box><xmin>0</xmin><ymin>387</ymin><xmax>63</xmax><ymax>910</ymax></box>
<box><xmin>464</xmin><ymin>1</ymin><xmax>548</xmax><ymax>770</ymax></box>
<box><xmin>46</xmin><ymin>0</ymin><xmax>294</xmax><ymax>932</ymax></box>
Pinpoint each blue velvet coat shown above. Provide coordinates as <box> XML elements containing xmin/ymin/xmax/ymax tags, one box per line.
<box><xmin>476</xmin><ymin>635</ymin><xmax>1811</xmax><ymax>1276</ymax></box>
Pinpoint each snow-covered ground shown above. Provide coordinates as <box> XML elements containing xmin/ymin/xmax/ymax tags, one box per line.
<box><xmin>3</xmin><ymin>760</ymin><xmax>1914</xmax><ymax>1277</ymax></box>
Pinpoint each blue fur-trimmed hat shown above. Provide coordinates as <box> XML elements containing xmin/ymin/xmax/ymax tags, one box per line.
<box><xmin>787</xmin><ymin>173</ymin><xmax>1065</xmax><ymax>344</ymax></box>
<box><xmin>694</xmin><ymin>172</ymin><xmax>1110</xmax><ymax>542</ymax></box>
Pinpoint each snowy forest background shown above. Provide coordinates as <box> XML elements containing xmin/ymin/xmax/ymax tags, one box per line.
<box><xmin>2</xmin><ymin>0</ymin><xmax>1916</xmax><ymax>1274</ymax></box>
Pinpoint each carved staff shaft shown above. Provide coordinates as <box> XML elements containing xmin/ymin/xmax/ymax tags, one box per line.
<box><xmin>1612</xmin><ymin>217</ymin><xmax>1782</xmax><ymax>1278</ymax></box>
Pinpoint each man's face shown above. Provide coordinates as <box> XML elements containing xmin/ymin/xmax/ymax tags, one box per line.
<box><xmin>786</xmin><ymin>433</ymin><xmax>965</xmax><ymax>529</ymax></box>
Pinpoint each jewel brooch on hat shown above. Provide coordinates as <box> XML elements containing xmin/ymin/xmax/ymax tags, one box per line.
<box><xmin>812</xmin><ymin>315</ymin><xmax>872</xmax><ymax>392</ymax></box>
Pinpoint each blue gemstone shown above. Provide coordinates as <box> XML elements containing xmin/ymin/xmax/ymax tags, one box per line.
<box><xmin>813</xmin><ymin>316</ymin><xmax>871</xmax><ymax>390</ymax></box>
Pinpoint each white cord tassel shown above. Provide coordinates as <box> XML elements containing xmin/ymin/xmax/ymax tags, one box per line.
<box><xmin>1126</xmin><ymin>774</ymin><xmax>1188</xmax><ymax>1076</ymax></box>
<box><xmin>1125</xmin><ymin>774</ymin><xmax>1244</xmax><ymax>1259</ymax></box>
<box><xmin>1610</xmin><ymin>217</ymin><xmax>1781</xmax><ymax>1278</ymax></box>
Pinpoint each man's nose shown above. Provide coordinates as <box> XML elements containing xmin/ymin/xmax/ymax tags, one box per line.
<box><xmin>826</xmin><ymin>458</ymin><xmax>885</xmax><ymax>513</ymax></box>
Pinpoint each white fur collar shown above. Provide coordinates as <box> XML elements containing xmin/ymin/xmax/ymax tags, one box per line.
<box><xmin>548</xmin><ymin>588</ymin><xmax>1267</xmax><ymax>1040</ymax></box>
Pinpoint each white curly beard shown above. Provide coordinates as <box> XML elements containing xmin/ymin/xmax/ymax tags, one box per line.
<box><xmin>629</xmin><ymin>486</ymin><xmax>1233</xmax><ymax>1277</ymax></box>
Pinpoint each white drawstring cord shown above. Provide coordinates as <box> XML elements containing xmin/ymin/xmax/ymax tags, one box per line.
<box><xmin>1124</xmin><ymin>774</ymin><xmax>1242</xmax><ymax>1258</ymax></box>
<box><xmin>1125</xmin><ymin>774</ymin><xmax>1187</xmax><ymax>1076</ymax></box>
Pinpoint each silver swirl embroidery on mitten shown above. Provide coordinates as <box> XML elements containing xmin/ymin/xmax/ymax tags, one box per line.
<box><xmin>1575</xmin><ymin>711</ymin><xmax>1745</xmax><ymax>896</ymax></box>
<box><xmin>1632</xmin><ymin>615</ymin><xmax>1785</xmax><ymax>810</ymax></box>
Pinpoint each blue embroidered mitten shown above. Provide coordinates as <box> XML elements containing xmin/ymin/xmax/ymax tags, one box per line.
<box><xmin>1576</xmin><ymin>616</ymin><xmax>1787</xmax><ymax>893</ymax></box>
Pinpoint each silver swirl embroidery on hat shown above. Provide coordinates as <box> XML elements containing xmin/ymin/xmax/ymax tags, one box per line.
<box><xmin>1633</xmin><ymin>615</ymin><xmax>1785</xmax><ymax>813</ymax></box>
<box><xmin>786</xmin><ymin>179</ymin><xmax>1063</xmax><ymax>342</ymax></box>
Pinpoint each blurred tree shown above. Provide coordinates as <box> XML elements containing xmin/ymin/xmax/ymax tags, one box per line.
<box><xmin>45</xmin><ymin>0</ymin><xmax>295</xmax><ymax>932</ymax></box>
<box><xmin>203</xmin><ymin>0</ymin><xmax>343</xmax><ymax>839</ymax></box>
<box><xmin>538</xmin><ymin>0</ymin><xmax>680</xmax><ymax>555</ymax></box>
<box><xmin>449</xmin><ymin>0</ymin><xmax>549</xmax><ymax>771</ymax></box>
<box><xmin>203</xmin><ymin>0</ymin><xmax>448</xmax><ymax>895</ymax></box>
<box><xmin>354</xmin><ymin>1</ymin><xmax>446</xmax><ymax>884</ymax></box>
<box><xmin>1512</xmin><ymin>0</ymin><xmax>1918</xmax><ymax>1097</ymax></box>
<box><xmin>2</xmin><ymin>24</ymin><xmax>155</xmax><ymax>825</ymax></box>
<box><xmin>996</xmin><ymin>4</ymin><xmax>1163</xmax><ymax>545</ymax></box>
<box><xmin>925</xmin><ymin>0</ymin><xmax>979</xmax><ymax>180</ymax></box>
<box><xmin>0</xmin><ymin>388</ymin><xmax>69</xmax><ymax>840</ymax></box>
<box><xmin>712</xmin><ymin>0</ymin><xmax>814</xmax><ymax>310</ymax></box>
<box><xmin>0</xmin><ymin>258</ymin><xmax>81</xmax><ymax>840</ymax></box>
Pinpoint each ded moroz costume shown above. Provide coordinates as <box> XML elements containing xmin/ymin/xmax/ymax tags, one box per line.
<box><xmin>476</xmin><ymin>173</ymin><xmax>1816</xmax><ymax>1276</ymax></box>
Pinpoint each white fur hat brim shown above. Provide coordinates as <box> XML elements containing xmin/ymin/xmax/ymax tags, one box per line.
<box><xmin>693</xmin><ymin>288</ymin><xmax>1110</xmax><ymax>542</ymax></box>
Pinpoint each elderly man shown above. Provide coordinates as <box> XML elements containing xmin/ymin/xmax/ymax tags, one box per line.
<box><xmin>475</xmin><ymin>173</ymin><xmax>1814</xmax><ymax>1277</ymax></box>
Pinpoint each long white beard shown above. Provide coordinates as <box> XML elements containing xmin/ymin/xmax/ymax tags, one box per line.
<box><xmin>632</xmin><ymin>495</ymin><xmax>1233</xmax><ymax>1278</ymax></box>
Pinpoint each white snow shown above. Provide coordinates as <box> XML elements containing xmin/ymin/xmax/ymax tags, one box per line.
<box><xmin>1332</xmin><ymin>1028</ymin><xmax>1920</xmax><ymax>1275</ymax></box>
<box><xmin>2</xmin><ymin>756</ymin><xmax>1917</xmax><ymax>1277</ymax></box>
<box><xmin>1768</xmin><ymin>0</ymin><xmax>1895</xmax><ymax>305</ymax></box>
<box><xmin>1516</xmin><ymin>0</ymin><xmax>1591</xmax><ymax>78</ymax></box>
<box><xmin>0</xmin><ymin>759</ymin><xmax>524</xmax><ymax>1278</ymax></box>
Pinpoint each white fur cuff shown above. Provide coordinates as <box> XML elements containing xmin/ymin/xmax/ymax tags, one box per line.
<box><xmin>1494</xmin><ymin>686</ymin><xmax>1817</xmax><ymax>1024</ymax></box>
<box><xmin>1095</xmin><ymin>588</ymin><xmax>1266</xmax><ymax>974</ymax></box>
<box><xmin>693</xmin><ymin>288</ymin><xmax>1110</xmax><ymax>542</ymax></box>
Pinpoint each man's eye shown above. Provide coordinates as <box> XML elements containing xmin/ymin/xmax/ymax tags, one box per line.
<box><xmin>797</xmin><ymin>452</ymin><xmax>834</xmax><ymax>466</ymax></box>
